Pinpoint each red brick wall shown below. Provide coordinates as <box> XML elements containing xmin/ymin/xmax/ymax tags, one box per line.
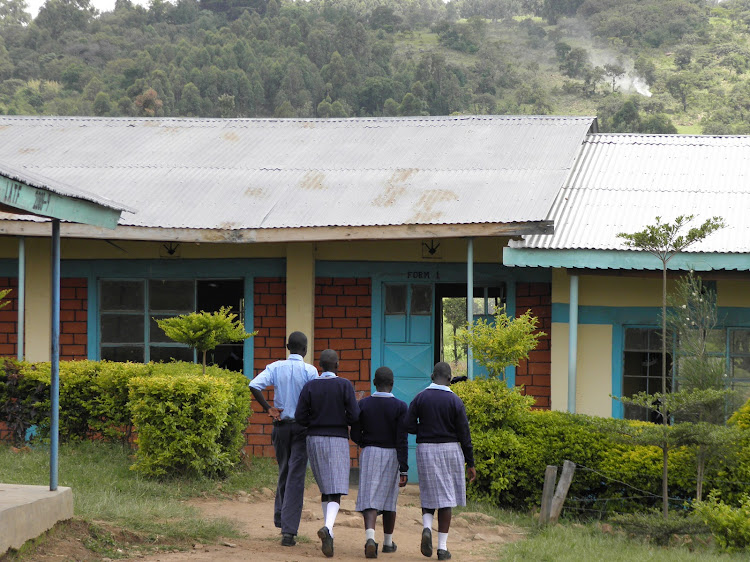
<box><xmin>314</xmin><ymin>277</ymin><xmax>372</xmax><ymax>464</ymax></box>
<box><xmin>60</xmin><ymin>278</ymin><xmax>88</xmax><ymax>360</ymax></box>
<box><xmin>0</xmin><ymin>277</ymin><xmax>18</xmax><ymax>358</ymax></box>
<box><xmin>245</xmin><ymin>277</ymin><xmax>287</xmax><ymax>458</ymax></box>
<box><xmin>514</xmin><ymin>282</ymin><xmax>552</xmax><ymax>409</ymax></box>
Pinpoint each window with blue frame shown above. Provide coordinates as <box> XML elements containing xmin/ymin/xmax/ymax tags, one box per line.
<box><xmin>99</xmin><ymin>278</ymin><xmax>244</xmax><ymax>366</ymax></box>
<box><xmin>622</xmin><ymin>326</ymin><xmax>750</xmax><ymax>421</ymax></box>
<box><xmin>622</xmin><ymin>327</ymin><xmax>672</xmax><ymax>422</ymax></box>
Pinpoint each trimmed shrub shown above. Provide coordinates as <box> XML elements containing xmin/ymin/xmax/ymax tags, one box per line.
<box><xmin>129</xmin><ymin>372</ymin><xmax>239</xmax><ymax>478</ymax></box>
<box><xmin>0</xmin><ymin>358</ymin><xmax>46</xmax><ymax>444</ymax></box>
<box><xmin>694</xmin><ymin>492</ymin><xmax>750</xmax><ymax>552</ymax></box>
<box><xmin>2</xmin><ymin>360</ymin><xmax>252</xmax><ymax>479</ymax></box>
<box><xmin>728</xmin><ymin>398</ymin><xmax>750</xmax><ymax>430</ymax></box>
<box><xmin>453</xmin><ymin>378</ymin><xmax>750</xmax><ymax>513</ymax></box>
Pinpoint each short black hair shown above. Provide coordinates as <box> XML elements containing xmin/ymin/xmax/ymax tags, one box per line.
<box><xmin>432</xmin><ymin>361</ymin><xmax>452</xmax><ymax>384</ymax></box>
<box><xmin>287</xmin><ymin>331</ymin><xmax>307</xmax><ymax>354</ymax></box>
<box><xmin>320</xmin><ymin>349</ymin><xmax>339</xmax><ymax>371</ymax></box>
<box><xmin>373</xmin><ymin>366</ymin><xmax>394</xmax><ymax>389</ymax></box>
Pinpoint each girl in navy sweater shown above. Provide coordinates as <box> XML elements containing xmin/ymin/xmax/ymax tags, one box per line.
<box><xmin>350</xmin><ymin>366</ymin><xmax>408</xmax><ymax>558</ymax></box>
<box><xmin>407</xmin><ymin>362</ymin><xmax>476</xmax><ymax>561</ymax></box>
<box><xmin>296</xmin><ymin>349</ymin><xmax>359</xmax><ymax>558</ymax></box>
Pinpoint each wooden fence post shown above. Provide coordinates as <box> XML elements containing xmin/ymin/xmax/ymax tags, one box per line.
<box><xmin>550</xmin><ymin>460</ymin><xmax>576</xmax><ymax>524</ymax></box>
<box><xmin>539</xmin><ymin>465</ymin><xmax>558</xmax><ymax>525</ymax></box>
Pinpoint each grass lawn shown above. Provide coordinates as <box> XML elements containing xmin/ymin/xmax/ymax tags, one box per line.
<box><xmin>1</xmin><ymin>442</ymin><xmax>746</xmax><ymax>560</ymax></box>
<box><xmin>499</xmin><ymin>522</ymin><xmax>747</xmax><ymax>561</ymax></box>
<box><xmin>0</xmin><ymin>441</ymin><xmax>278</xmax><ymax>556</ymax></box>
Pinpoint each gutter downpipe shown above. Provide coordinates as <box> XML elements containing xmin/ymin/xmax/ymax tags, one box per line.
<box><xmin>467</xmin><ymin>238</ymin><xmax>474</xmax><ymax>380</ymax></box>
<box><xmin>50</xmin><ymin>220</ymin><xmax>60</xmax><ymax>491</ymax></box>
<box><xmin>568</xmin><ymin>274</ymin><xmax>579</xmax><ymax>413</ymax></box>
<box><xmin>17</xmin><ymin>237</ymin><xmax>24</xmax><ymax>361</ymax></box>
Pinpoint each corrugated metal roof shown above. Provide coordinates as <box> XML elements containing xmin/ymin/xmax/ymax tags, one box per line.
<box><xmin>0</xmin><ymin>161</ymin><xmax>132</xmax><ymax>213</ymax></box>
<box><xmin>515</xmin><ymin>134</ymin><xmax>750</xmax><ymax>254</ymax></box>
<box><xmin>0</xmin><ymin>115</ymin><xmax>594</xmax><ymax>231</ymax></box>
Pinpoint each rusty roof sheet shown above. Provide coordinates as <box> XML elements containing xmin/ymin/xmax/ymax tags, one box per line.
<box><xmin>514</xmin><ymin>134</ymin><xmax>750</xmax><ymax>254</ymax></box>
<box><xmin>0</xmin><ymin>115</ymin><xmax>594</xmax><ymax>231</ymax></box>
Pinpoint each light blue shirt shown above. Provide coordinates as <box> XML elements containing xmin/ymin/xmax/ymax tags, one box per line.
<box><xmin>249</xmin><ymin>354</ymin><xmax>319</xmax><ymax>420</ymax></box>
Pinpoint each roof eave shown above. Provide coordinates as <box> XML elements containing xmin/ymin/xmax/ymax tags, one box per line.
<box><xmin>0</xmin><ymin>220</ymin><xmax>554</xmax><ymax>244</ymax></box>
<box><xmin>503</xmin><ymin>248</ymin><xmax>750</xmax><ymax>272</ymax></box>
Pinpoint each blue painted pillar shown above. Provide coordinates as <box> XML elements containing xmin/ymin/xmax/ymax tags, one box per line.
<box><xmin>17</xmin><ymin>237</ymin><xmax>25</xmax><ymax>361</ymax></box>
<box><xmin>467</xmin><ymin>238</ymin><xmax>474</xmax><ymax>380</ymax></box>
<box><xmin>567</xmin><ymin>274</ymin><xmax>579</xmax><ymax>413</ymax></box>
<box><xmin>50</xmin><ymin>220</ymin><xmax>61</xmax><ymax>491</ymax></box>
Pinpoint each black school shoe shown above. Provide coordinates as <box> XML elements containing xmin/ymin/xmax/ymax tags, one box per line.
<box><xmin>421</xmin><ymin>528</ymin><xmax>433</xmax><ymax>557</ymax></box>
<box><xmin>437</xmin><ymin>549</ymin><xmax>451</xmax><ymax>560</ymax></box>
<box><xmin>281</xmin><ymin>533</ymin><xmax>296</xmax><ymax>547</ymax></box>
<box><xmin>382</xmin><ymin>541</ymin><xmax>397</xmax><ymax>553</ymax></box>
<box><xmin>318</xmin><ymin>526</ymin><xmax>334</xmax><ymax>558</ymax></box>
<box><xmin>365</xmin><ymin>538</ymin><xmax>378</xmax><ymax>558</ymax></box>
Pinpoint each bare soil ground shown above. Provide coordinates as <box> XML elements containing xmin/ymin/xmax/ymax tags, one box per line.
<box><xmin>136</xmin><ymin>484</ymin><xmax>525</xmax><ymax>562</ymax></box>
<box><xmin>5</xmin><ymin>484</ymin><xmax>525</xmax><ymax>561</ymax></box>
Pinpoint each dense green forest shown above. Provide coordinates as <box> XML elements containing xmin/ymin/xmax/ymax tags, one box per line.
<box><xmin>1</xmin><ymin>0</ymin><xmax>750</xmax><ymax>133</ymax></box>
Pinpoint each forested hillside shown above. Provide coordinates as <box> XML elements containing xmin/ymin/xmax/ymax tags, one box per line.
<box><xmin>1</xmin><ymin>0</ymin><xmax>750</xmax><ymax>133</ymax></box>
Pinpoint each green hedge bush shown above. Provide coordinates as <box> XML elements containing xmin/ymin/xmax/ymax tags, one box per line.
<box><xmin>129</xmin><ymin>373</ymin><xmax>237</xmax><ymax>478</ymax></box>
<box><xmin>0</xmin><ymin>360</ymin><xmax>251</xmax><ymax>478</ymax></box>
<box><xmin>694</xmin><ymin>493</ymin><xmax>750</xmax><ymax>552</ymax></box>
<box><xmin>453</xmin><ymin>379</ymin><xmax>750</xmax><ymax>513</ymax></box>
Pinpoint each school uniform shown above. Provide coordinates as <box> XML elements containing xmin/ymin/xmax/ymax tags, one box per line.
<box><xmin>295</xmin><ymin>372</ymin><xmax>360</xmax><ymax>495</ymax></box>
<box><xmin>406</xmin><ymin>383</ymin><xmax>475</xmax><ymax>509</ymax></box>
<box><xmin>351</xmin><ymin>392</ymin><xmax>408</xmax><ymax>513</ymax></box>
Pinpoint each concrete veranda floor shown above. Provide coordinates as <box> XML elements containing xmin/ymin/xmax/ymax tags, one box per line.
<box><xmin>0</xmin><ymin>483</ymin><xmax>73</xmax><ymax>555</ymax></box>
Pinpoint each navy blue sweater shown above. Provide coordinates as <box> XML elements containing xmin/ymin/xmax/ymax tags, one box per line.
<box><xmin>295</xmin><ymin>375</ymin><xmax>360</xmax><ymax>439</ymax></box>
<box><xmin>406</xmin><ymin>387</ymin><xmax>475</xmax><ymax>468</ymax></box>
<box><xmin>350</xmin><ymin>394</ymin><xmax>409</xmax><ymax>473</ymax></box>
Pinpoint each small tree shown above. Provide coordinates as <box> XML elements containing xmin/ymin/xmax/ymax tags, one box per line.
<box><xmin>455</xmin><ymin>308</ymin><xmax>545</xmax><ymax>380</ymax></box>
<box><xmin>155</xmin><ymin>307</ymin><xmax>253</xmax><ymax>374</ymax></box>
<box><xmin>617</xmin><ymin>215</ymin><xmax>725</xmax><ymax>518</ymax></box>
<box><xmin>443</xmin><ymin>297</ymin><xmax>466</xmax><ymax>363</ymax></box>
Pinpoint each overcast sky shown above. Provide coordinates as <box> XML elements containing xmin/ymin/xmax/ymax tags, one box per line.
<box><xmin>26</xmin><ymin>0</ymin><xmax>157</xmax><ymax>18</ymax></box>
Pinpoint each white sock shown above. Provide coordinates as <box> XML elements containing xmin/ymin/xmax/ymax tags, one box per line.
<box><xmin>366</xmin><ymin>528</ymin><xmax>375</xmax><ymax>541</ymax></box>
<box><xmin>383</xmin><ymin>533</ymin><xmax>393</xmax><ymax>546</ymax></box>
<box><xmin>321</xmin><ymin>501</ymin><xmax>328</xmax><ymax>519</ymax></box>
<box><xmin>325</xmin><ymin>502</ymin><xmax>340</xmax><ymax>537</ymax></box>
<box><xmin>422</xmin><ymin>512</ymin><xmax>434</xmax><ymax>529</ymax></box>
<box><xmin>438</xmin><ymin>532</ymin><xmax>448</xmax><ymax>550</ymax></box>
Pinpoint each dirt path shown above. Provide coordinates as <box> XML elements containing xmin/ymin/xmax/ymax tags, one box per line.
<box><xmin>139</xmin><ymin>484</ymin><xmax>525</xmax><ymax>562</ymax></box>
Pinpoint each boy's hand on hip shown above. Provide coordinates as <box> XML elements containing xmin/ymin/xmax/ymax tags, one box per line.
<box><xmin>268</xmin><ymin>407</ymin><xmax>283</xmax><ymax>421</ymax></box>
<box><xmin>467</xmin><ymin>467</ymin><xmax>477</xmax><ymax>483</ymax></box>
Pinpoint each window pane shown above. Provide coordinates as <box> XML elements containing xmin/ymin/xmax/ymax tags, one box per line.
<box><xmin>385</xmin><ymin>285</ymin><xmax>407</xmax><ymax>315</ymax></box>
<box><xmin>101</xmin><ymin>280</ymin><xmax>143</xmax><ymax>311</ymax></box>
<box><xmin>150</xmin><ymin>346</ymin><xmax>194</xmax><ymax>363</ymax></box>
<box><xmin>150</xmin><ymin>316</ymin><xmax>177</xmax><ymax>343</ymax></box>
<box><xmin>101</xmin><ymin>314</ymin><xmax>144</xmax><ymax>344</ymax></box>
<box><xmin>731</xmin><ymin>330</ymin><xmax>750</xmax><ymax>355</ymax></box>
<box><xmin>706</xmin><ymin>329</ymin><xmax>726</xmax><ymax>354</ymax></box>
<box><xmin>411</xmin><ymin>285</ymin><xmax>433</xmax><ymax>315</ymax></box>
<box><xmin>624</xmin><ymin>328</ymin><xmax>649</xmax><ymax>351</ymax></box>
<box><xmin>101</xmin><ymin>346</ymin><xmax>144</xmax><ymax>362</ymax></box>
<box><xmin>149</xmin><ymin>280</ymin><xmax>193</xmax><ymax>311</ymax></box>
<box><xmin>732</xmin><ymin>356</ymin><xmax>750</xmax><ymax>380</ymax></box>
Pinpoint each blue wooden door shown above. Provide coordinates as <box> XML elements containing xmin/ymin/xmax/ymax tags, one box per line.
<box><xmin>381</xmin><ymin>283</ymin><xmax>434</xmax><ymax>481</ymax></box>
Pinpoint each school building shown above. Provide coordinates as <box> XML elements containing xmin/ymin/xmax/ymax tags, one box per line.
<box><xmin>0</xmin><ymin>116</ymin><xmax>748</xmax><ymax>462</ymax></box>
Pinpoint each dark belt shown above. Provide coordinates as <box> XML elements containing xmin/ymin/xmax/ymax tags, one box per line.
<box><xmin>273</xmin><ymin>418</ymin><xmax>297</xmax><ymax>425</ymax></box>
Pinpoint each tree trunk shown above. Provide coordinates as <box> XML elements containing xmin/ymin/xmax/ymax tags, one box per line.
<box><xmin>202</xmin><ymin>350</ymin><xmax>207</xmax><ymax>375</ymax></box>
<box><xmin>662</xmin><ymin>262</ymin><xmax>669</xmax><ymax>519</ymax></box>
<box><xmin>696</xmin><ymin>447</ymin><xmax>706</xmax><ymax>502</ymax></box>
<box><xmin>452</xmin><ymin>325</ymin><xmax>458</xmax><ymax>362</ymax></box>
